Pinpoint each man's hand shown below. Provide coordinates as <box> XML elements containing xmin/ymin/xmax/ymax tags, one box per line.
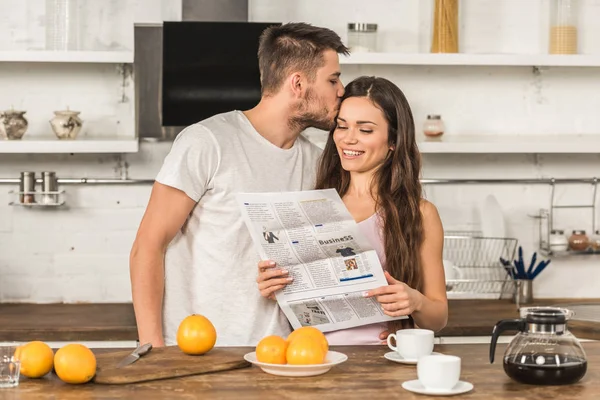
<box><xmin>256</xmin><ymin>260</ymin><xmax>293</xmax><ymax>300</ymax></box>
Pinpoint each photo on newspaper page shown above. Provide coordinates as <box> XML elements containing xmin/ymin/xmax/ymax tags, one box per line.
<box><xmin>236</xmin><ymin>189</ymin><xmax>407</xmax><ymax>332</ymax></box>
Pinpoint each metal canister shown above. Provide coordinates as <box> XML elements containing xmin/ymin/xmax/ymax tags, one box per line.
<box><xmin>19</xmin><ymin>172</ymin><xmax>36</xmax><ymax>204</ymax></box>
<box><xmin>42</xmin><ymin>171</ymin><xmax>58</xmax><ymax>204</ymax></box>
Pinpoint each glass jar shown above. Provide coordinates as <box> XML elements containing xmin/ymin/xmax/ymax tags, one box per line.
<box><xmin>347</xmin><ymin>23</ymin><xmax>378</xmax><ymax>53</ymax></box>
<box><xmin>431</xmin><ymin>0</ymin><xmax>459</xmax><ymax>53</ymax></box>
<box><xmin>549</xmin><ymin>0</ymin><xmax>578</xmax><ymax>54</ymax></box>
<box><xmin>423</xmin><ymin>115</ymin><xmax>445</xmax><ymax>137</ymax></box>
<box><xmin>589</xmin><ymin>230</ymin><xmax>600</xmax><ymax>251</ymax></box>
<box><xmin>45</xmin><ymin>0</ymin><xmax>80</xmax><ymax>51</ymax></box>
<box><xmin>549</xmin><ymin>229</ymin><xmax>569</xmax><ymax>252</ymax></box>
<box><xmin>568</xmin><ymin>230</ymin><xmax>588</xmax><ymax>251</ymax></box>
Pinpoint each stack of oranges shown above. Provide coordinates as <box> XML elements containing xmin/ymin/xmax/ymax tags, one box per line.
<box><xmin>256</xmin><ymin>326</ymin><xmax>328</xmax><ymax>365</ymax></box>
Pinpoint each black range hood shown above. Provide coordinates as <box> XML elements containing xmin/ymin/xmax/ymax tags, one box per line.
<box><xmin>161</xmin><ymin>21</ymin><xmax>280</xmax><ymax>127</ymax></box>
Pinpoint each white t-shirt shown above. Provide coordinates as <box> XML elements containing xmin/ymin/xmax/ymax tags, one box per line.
<box><xmin>155</xmin><ymin>110</ymin><xmax>323</xmax><ymax>346</ymax></box>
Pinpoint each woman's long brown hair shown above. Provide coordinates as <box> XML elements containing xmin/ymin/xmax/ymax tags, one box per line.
<box><xmin>315</xmin><ymin>76</ymin><xmax>423</xmax><ymax>332</ymax></box>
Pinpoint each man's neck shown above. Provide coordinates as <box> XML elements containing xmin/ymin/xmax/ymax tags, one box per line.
<box><xmin>243</xmin><ymin>98</ymin><xmax>301</xmax><ymax>149</ymax></box>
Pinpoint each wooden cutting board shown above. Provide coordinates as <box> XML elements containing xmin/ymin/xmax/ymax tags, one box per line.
<box><xmin>94</xmin><ymin>346</ymin><xmax>251</xmax><ymax>384</ymax></box>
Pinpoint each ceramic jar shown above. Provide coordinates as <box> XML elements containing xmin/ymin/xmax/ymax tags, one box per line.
<box><xmin>549</xmin><ymin>229</ymin><xmax>569</xmax><ymax>252</ymax></box>
<box><xmin>0</xmin><ymin>109</ymin><xmax>28</xmax><ymax>140</ymax></box>
<box><xmin>50</xmin><ymin>109</ymin><xmax>83</xmax><ymax>140</ymax></box>
<box><xmin>568</xmin><ymin>230</ymin><xmax>589</xmax><ymax>251</ymax></box>
<box><xmin>423</xmin><ymin>115</ymin><xmax>445</xmax><ymax>137</ymax></box>
<box><xmin>589</xmin><ymin>230</ymin><xmax>600</xmax><ymax>251</ymax></box>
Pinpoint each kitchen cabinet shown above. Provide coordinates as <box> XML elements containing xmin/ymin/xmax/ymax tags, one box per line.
<box><xmin>3</xmin><ymin>300</ymin><xmax>599</xmax><ymax>343</ymax></box>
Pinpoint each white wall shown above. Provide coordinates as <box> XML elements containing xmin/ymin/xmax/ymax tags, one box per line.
<box><xmin>1</xmin><ymin>0</ymin><xmax>599</xmax><ymax>302</ymax></box>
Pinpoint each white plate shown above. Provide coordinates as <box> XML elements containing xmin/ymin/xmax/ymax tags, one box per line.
<box><xmin>243</xmin><ymin>351</ymin><xmax>348</xmax><ymax>377</ymax></box>
<box><xmin>480</xmin><ymin>194</ymin><xmax>506</xmax><ymax>238</ymax></box>
<box><xmin>384</xmin><ymin>351</ymin><xmax>442</xmax><ymax>365</ymax></box>
<box><xmin>402</xmin><ymin>379</ymin><xmax>474</xmax><ymax>396</ymax></box>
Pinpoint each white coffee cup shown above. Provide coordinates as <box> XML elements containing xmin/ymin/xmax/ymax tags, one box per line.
<box><xmin>417</xmin><ymin>354</ymin><xmax>461</xmax><ymax>391</ymax></box>
<box><xmin>386</xmin><ymin>328</ymin><xmax>434</xmax><ymax>360</ymax></box>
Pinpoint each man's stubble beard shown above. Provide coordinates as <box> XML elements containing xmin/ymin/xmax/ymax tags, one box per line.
<box><xmin>289</xmin><ymin>88</ymin><xmax>337</xmax><ymax>132</ymax></box>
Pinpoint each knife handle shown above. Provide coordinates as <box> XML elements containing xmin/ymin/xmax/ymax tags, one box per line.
<box><xmin>136</xmin><ymin>342</ymin><xmax>153</xmax><ymax>356</ymax></box>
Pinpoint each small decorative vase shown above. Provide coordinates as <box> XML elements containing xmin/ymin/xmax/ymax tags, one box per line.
<box><xmin>0</xmin><ymin>109</ymin><xmax>29</xmax><ymax>140</ymax></box>
<box><xmin>50</xmin><ymin>108</ymin><xmax>83</xmax><ymax>140</ymax></box>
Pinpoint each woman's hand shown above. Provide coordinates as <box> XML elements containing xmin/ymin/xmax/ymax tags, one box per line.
<box><xmin>365</xmin><ymin>271</ymin><xmax>424</xmax><ymax>317</ymax></box>
<box><xmin>379</xmin><ymin>329</ymin><xmax>391</xmax><ymax>344</ymax></box>
<box><xmin>257</xmin><ymin>260</ymin><xmax>293</xmax><ymax>300</ymax></box>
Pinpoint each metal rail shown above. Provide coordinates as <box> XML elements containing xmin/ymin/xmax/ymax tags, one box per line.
<box><xmin>0</xmin><ymin>178</ymin><xmax>154</xmax><ymax>185</ymax></box>
<box><xmin>0</xmin><ymin>177</ymin><xmax>596</xmax><ymax>186</ymax></box>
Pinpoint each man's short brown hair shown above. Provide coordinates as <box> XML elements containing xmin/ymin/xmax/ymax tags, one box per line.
<box><xmin>257</xmin><ymin>23</ymin><xmax>349</xmax><ymax>96</ymax></box>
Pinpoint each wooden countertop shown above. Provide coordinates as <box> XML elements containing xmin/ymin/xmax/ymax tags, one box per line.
<box><xmin>0</xmin><ymin>303</ymin><xmax>138</xmax><ymax>341</ymax></box>
<box><xmin>441</xmin><ymin>298</ymin><xmax>600</xmax><ymax>340</ymax></box>
<box><xmin>10</xmin><ymin>343</ymin><xmax>600</xmax><ymax>399</ymax></box>
<box><xmin>1</xmin><ymin>299</ymin><xmax>599</xmax><ymax>342</ymax></box>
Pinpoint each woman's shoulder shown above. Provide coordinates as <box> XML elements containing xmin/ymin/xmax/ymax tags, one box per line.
<box><xmin>419</xmin><ymin>199</ymin><xmax>443</xmax><ymax>234</ymax></box>
<box><xmin>419</xmin><ymin>199</ymin><xmax>439</xmax><ymax>218</ymax></box>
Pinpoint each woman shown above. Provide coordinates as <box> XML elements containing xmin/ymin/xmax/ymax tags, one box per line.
<box><xmin>257</xmin><ymin>76</ymin><xmax>448</xmax><ymax>345</ymax></box>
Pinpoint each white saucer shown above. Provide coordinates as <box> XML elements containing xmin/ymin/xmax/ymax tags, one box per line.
<box><xmin>402</xmin><ymin>380</ymin><xmax>474</xmax><ymax>396</ymax></box>
<box><xmin>243</xmin><ymin>351</ymin><xmax>348</xmax><ymax>377</ymax></box>
<box><xmin>384</xmin><ymin>351</ymin><xmax>442</xmax><ymax>365</ymax></box>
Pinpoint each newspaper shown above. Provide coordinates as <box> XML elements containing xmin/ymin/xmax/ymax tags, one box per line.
<box><xmin>236</xmin><ymin>188</ymin><xmax>406</xmax><ymax>332</ymax></box>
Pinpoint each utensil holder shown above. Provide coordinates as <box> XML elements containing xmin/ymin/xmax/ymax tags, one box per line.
<box><xmin>512</xmin><ymin>279</ymin><xmax>533</xmax><ymax>306</ymax></box>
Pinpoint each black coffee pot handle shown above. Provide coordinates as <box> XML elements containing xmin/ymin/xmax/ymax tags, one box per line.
<box><xmin>489</xmin><ymin>318</ymin><xmax>526</xmax><ymax>363</ymax></box>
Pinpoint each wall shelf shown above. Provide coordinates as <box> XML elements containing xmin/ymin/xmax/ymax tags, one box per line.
<box><xmin>340</xmin><ymin>53</ymin><xmax>600</xmax><ymax>67</ymax></box>
<box><xmin>417</xmin><ymin>134</ymin><xmax>600</xmax><ymax>154</ymax></box>
<box><xmin>0</xmin><ymin>138</ymin><xmax>139</xmax><ymax>153</ymax></box>
<box><xmin>0</xmin><ymin>51</ymin><xmax>133</xmax><ymax>63</ymax></box>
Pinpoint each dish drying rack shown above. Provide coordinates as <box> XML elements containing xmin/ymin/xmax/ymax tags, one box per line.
<box><xmin>444</xmin><ymin>231</ymin><xmax>518</xmax><ymax>299</ymax></box>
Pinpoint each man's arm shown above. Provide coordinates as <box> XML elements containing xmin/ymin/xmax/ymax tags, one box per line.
<box><xmin>130</xmin><ymin>182</ymin><xmax>197</xmax><ymax>347</ymax></box>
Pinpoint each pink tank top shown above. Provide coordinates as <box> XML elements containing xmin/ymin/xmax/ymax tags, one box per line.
<box><xmin>324</xmin><ymin>214</ymin><xmax>388</xmax><ymax>345</ymax></box>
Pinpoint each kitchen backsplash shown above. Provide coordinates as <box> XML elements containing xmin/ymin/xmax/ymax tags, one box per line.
<box><xmin>1</xmin><ymin>0</ymin><xmax>600</xmax><ymax>302</ymax></box>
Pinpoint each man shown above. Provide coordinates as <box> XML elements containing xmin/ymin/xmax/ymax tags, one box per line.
<box><xmin>263</xmin><ymin>227</ymin><xmax>279</xmax><ymax>244</ymax></box>
<box><xmin>130</xmin><ymin>23</ymin><xmax>348</xmax><ymax>347</ymax></box>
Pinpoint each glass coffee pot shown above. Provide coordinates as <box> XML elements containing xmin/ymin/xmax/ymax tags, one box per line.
<box><xmin>489</xmin><ymin>307</ymin><xmax>587</xmax><ymax>385</ymax></box>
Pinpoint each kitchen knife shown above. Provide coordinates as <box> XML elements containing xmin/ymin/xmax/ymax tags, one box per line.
<box><xmin>526</xmin><ymin>252</ymin><xmax>537</xmax><ymax>278</ymax></box>
<box><xmin>116</xmin><ymin>343</ymin><xmax>153</xmax><ymax>368</ymax></box>
<box><xmin>530</xmin><ymin>259</ymin><xmax>551</xmax><ymax>280</ymax></box>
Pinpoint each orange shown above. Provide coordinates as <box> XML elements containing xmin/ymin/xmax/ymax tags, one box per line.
<box><xmin>287</xmin><ymin>326</ymin><xmax>329</xmax><ymax>354</ymax></box>
<box><xmin>177</xmin><ymin>314</ymin><xmax>217</xmax><ymax>355</ymax></box>
<box><xmin>14</xmin><ymin>341</ymin><xmax>54</xmax><ymax>378</ymax></box>
<box><xmin>54</xmin><ymin>344</ymin><xmax>96</xmax><ymax>384</ymax></box>
<box><xmin>255</xmin><ymin>335</ymin><xmax>288</xmax><ymax>364</ymax></box>
<box><xmin>286</xmin><ymin>336</ymin><xmax>326</xmax><ymax>365</ymax></box>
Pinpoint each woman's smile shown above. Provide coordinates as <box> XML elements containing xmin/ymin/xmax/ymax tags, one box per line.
<box><xmin>341</xmin><ymin>149</ymin><xmax>366</xmax><ymax>159</ymax></box>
